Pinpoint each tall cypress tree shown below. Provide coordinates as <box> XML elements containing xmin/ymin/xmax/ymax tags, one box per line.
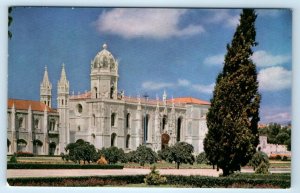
<box><xmin>204</xmin><ymin>9</ymin><xmax>261</xmax><ymax>176</ymax></box>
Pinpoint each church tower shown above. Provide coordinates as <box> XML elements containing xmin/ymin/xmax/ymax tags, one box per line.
<box><xmin>40</xmin><ymin>66</ymin><xmax>52</xmax><ymax>107</ymax></box>
<box><xmin>90</xmin><ymin>43</ymin><xmax>119</xmax><ymax>99</ymax></box>
<box><xmin>57</xmin><ymin>64</ymin><xmax>69</xmax><ymax>152</ymax></box>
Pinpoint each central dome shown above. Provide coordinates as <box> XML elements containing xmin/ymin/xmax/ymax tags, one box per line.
<box><xmin>92</xmin><ymin>43</ymin><xmax>117</xmax><ymax>71</ymax></box>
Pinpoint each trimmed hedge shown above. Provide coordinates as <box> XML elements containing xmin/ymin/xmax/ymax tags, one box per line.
<box><xmin>8</xmin><ymin>175</ymin><xmax>146</xmax><ymax>186</ymax></box>
<box><xmin>7</xmin><ymin>173</ymin><xmax>290</xmax><ymax>188</ymax></box>
<box><xmin>7</xmin><ymin>163</ymin><xmax>124</xmax><ymax>169</ymax></box>
<box><xmin>15</xmin><ymin>152</ymin><xmax>34</xmax><ymax>157</ymax></box>
<box><xmin>164</xmin><ymin>175</ymin><xmax>290</xmax><ymax>188</ymax></box>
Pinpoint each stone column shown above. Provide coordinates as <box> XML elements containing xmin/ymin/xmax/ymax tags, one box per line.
<box><xmin>43</xmin><ymin>107</ymin><xmax>48</xmax><ymax>155</ymax></box>
<box><xmin>11</xmin><ymin>104</ymin><xmax>16</xmax><ymax>153</ymax></box>
<box><xmin>27</xmin><ymin>105</ymin><xmax>33</xmax><ymax>153</ymax></box>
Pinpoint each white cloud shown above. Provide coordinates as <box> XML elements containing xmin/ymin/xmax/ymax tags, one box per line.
<box><xmin>142</xmin><ymin>81</ymin><xmax>174</xmax><ymax>90</ymax></box>
<box><xmin>203</xmin><ymin>54</ymin><xmax>224</xmax><ymax>65</ymax></box>
<box><xmin>251</xmin><ymin>50</ymin><xmax>291</xmax><ymax>67</ymax></box>
<box><xmin>177</xmin><ymin>79</ymin><xmax>190</xmax><ymax>86</ymax></box>
<box><xmin>260</xmin><ymin>106</ymin><xmax>291</xmax><ymax>124</ymax></box>
<box><xmin>258</xmin><ymin>66</ymin><xmax>291</xmax><ymax>91</ymax></box>
<box><xmin>142</xmin><ymin>79</ymin><xmax>214</xmax><ymax>94</ymax></box>
<box><xmin>95</xmin><ymin>9</ymin><xmax>205</xmax><ymax>39</ymax></box>
<box><xmin>206</xmin><ymin>9</ymin><xmax>240</xmax><ymax>28</ymax></box>
<box><xmin>191</xmin><ymin>83</ymin><xmax>215</xmax><ymax>94</ymax></box>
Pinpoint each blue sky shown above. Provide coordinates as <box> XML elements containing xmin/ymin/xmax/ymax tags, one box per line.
<box><xmin>8</xmin><ymin>7</ymin><xmax>292</xmax><ymax>124</ymax></box>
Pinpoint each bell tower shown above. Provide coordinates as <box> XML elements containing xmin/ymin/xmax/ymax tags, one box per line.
<box><xmin>40</xmin><ymin>66</ymin><xmax>52</xmax><ymax>107</ymax></box>
<box><xmin>57</xmin><ymin>64</ymin><xmax>69</xmax><ymax>152</ymax></box>
<box><xmin>90</xmin><ymin>43</ymin><xmax>119</xmax><ymax>99</ymax></box>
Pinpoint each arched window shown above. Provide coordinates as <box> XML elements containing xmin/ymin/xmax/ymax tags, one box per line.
<box><xmin>78</xmin><ymin>125</ymin><xmax>81</xmax><ymax>131</ymax></box>
<box><xmin>111</xmin><ymin>113</ymin><xmax>116</xmax><ymax>127</ymax></box>
<box><xmin>94</xmin><ymin>87</ymin><xmax>98</xmax><ymax>98</ymax></box>
<box><xmin>177</xmin><ymin>117</ymin><xmax>182</xmax><ymax>142</ymax></box>
<box><xmin>126</xmin><ymin>113</ymin><xmax>130</xmax><ymax>128</ymax></box>
<box><xmin>126</xmin><ymin>134</ymin><xmax>130</xmax><ymax>149</ymax></box>
<box><xmin>76</xmin><ymin>104</ymin><xmax>83</xmax><ymax>114</ymax></box>
<box><xmin>7</xmin><ymin>139</ymin><xmax>11</xmax><ymax>153</ymax></box>
<box><xmin>34</xmin><ymin>119</ymin><xmax>39</xmax><ymax>130</ymax></box>
<box><xmin>18</xmin><ymin>117</ymin><xmax>23</xmax><ymax>129</ymax></box>
<box><xmin>49</xmin><ymin>142</ymin><xmax>56</xmax><ymax>156</ymax></box>
<box><xmin>162</xmin><ymin>115</ymin><xmax>167</xmax><ymax>131</ymax></box>
<box><xmin>143</xmin><ymin>114</ymin><xmax>150</xmax><ymax>143</ymax></box>
<box><xmin>49</xmin><ymin>119</ymin><xmax>55</xmax><ymax>131</ymax></box>
<box><xmin>92</xmin><ymin>114</ymin><xmax>96</xmax><ymax>126</ymax></box>
<box><xmin>111</xmin><ymin>133</ymin><xmax>117</xmax><ymax>147</ymax></box>
<box><xmin>110</xmin><ymin>85</ymin><xmax>114</xmax><ymax>99</ymax></box>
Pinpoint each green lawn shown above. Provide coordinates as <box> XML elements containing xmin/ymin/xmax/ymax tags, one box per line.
<box><xmin>7</xmin><ymin>156</ymin><xmax>291</xmax><ymax>169</ymax></box>
<box><xmin>124</xmin><ymin>162</ymin><xmax>212</xmax><ymax>169</ymax></box>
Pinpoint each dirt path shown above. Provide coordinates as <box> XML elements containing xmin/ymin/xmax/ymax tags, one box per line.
<box><xmin>7</xmin><ymin>168</ymin><xmax>222</xmax><ymax>178</ymax></box>
<box><xmin>7</xmin><ymin>168</ymin><xmax>290</xmax><ymax>178</ymax></box>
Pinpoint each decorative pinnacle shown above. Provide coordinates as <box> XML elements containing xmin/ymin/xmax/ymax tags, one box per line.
<box><xmin>103</xmin><ymin>43</ymin><xmax>108</xmax><ymax>50</ymax></box>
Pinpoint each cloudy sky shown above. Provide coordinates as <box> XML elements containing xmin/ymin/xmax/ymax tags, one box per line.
<box><xmin>8</xmin><ymin>7</ymin><xmax>292</xmax><ymax>124</ymax></box>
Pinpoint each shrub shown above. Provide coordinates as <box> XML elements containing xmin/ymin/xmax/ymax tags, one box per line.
<box><xmin>281</xmin><ymin>156</ymin><xmax>288</xmax><ymax>161</ymax></box>
<box><xmin>97</xmin><ymin>156</ymin><xmax>108</xmax><ymax>165</ymax></box>
<box><xmin>98</xmin><ymin>147</ymin><xmax>125</xmax><ymax>164</ymax></box>
<box><xmin>125</xmin><ymin>151</ymin><xmax>138</xmax><ymax>163</ymax></box>
<box><xmin>157</xmin><ymin>147</ymin><xmax>170</xmax><ymax>161</ymax></box>
<box><xmin>15</xmin><ymin>152</ymin><xmax>34</xmax><ymax>157</ymax></box>
<box><xmin>196</xmin><ymin>152</ymin><xmax>209</xmax><ymax>164</ymax></box>
<box><xmin>135</xmin><ymin>145</ymin><xmax>158</xmax><ymax>166</ymax></box>
<box><xmin>144</xmin><ymin>165</ymin><xmax>167</xmax><ymax>185</ymax></box>
<box><xmin>9</xmin><ymin>155</ymin><xmax>17</xmax><ymax>163</ymax></box>
<box><xmin>255</xmin><ymin>162</ymin><xmax>270</xmax><ymax>174</ymax></box>
<box><xmin>248</xmin><ymin>150</ymin><xmax>269</xmax><ymax>173</ymax></box>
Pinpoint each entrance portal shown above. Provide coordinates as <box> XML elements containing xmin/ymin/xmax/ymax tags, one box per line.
<box><xmin>49</xmin><ymin>142</ymin><xmax>56</xmax><ymax>155</ymax></box>
<box><xmin>161</xmin><ymin>133</ymin><xmax>170</xmax><ymax>150</ymax></box>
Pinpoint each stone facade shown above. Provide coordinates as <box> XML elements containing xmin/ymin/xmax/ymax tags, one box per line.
<box><xmin>7</xmin><ymin>43</ymin><xmax>210</xmax><ymax>155</ymax></box>
<box><xmin>7</xmin><ymin>99</ymin><xmax>59</xmax><ymax>155</ymax></box>
<box><xmin>258</xmin><ymin>136</ymin><xmax>291</xmax><ymax>157</ymax></box>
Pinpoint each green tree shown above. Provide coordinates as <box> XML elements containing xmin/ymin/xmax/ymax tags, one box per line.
<box><xmin>135</xmin><ymin>145</ymin><xmax>158</xmax><ymax>166</ymax></box>
<box><xmin>196</xmin><ymin>152</ymin><xmax>209</xmax><ymax>164</ymax></box>
<box><xmin>276</xmin><ymin>132</ymin><xmax>290</xmax><ymax>144</ymax></box>
<box><xmin>267</xmin><ymin>123</ymin><xmax>281</xmax><ymax>143</ymax></box>
<box><xmin>166</xmin><ymin>142</ymin><xmax>195</xmax><ymax>169</ymax></box>
<box><xmin>125</xmin><ymin>150</ymin><xmax>138</xmax><ymax>163</ymax></box>
<box><xmin>204</xmin><ymin>9</ymin><xmax>260</xmax><ymax>176</ymax></box>
<box><xmin>157</xmin><ymin>146</ymin><xmax>170</xmax><ymax>161</ymax></box>
<box><xmin>65</xmin><ymin>139</ymin><xmax>97</xmax><ymax>164</ymax></box>
<box><xmin>8</xmin><ymin>7</ymin><xmax>13</xmax><ymax>39</ymax></box>
<box><xmin>248</xmin><ymin>148</ymin><xmax>269</xmax><ymax>172</ymax></box>
<box><xmin>99</xmin><ymin>146</ymin><xmax>125</xmax><ymax>164</ymax></box>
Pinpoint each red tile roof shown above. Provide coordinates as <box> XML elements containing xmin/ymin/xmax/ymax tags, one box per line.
<box><xmin>168</xmin><ymin>97</ymin><xmax>210</xmax><ymax>105</ymax></box>
<box><xmin>8</xmin><ymin>99</ymin><xmax>57</xmax><ymax>113</ymax></box>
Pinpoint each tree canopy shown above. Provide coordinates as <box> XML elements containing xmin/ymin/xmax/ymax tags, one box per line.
<box><xmin>64</xmin><ymin>139</ymin><xmax>97</xmax><ymax>164</ymax></box>
<box><xmin>204</xmin><ymin>9</ymin><xmax>260</xmax><ymax>176</ymax></box>
<box><xmin>135</xmin><ymin>145</ymin><xmax>158</xmax><ymax>166</ymax></box>
<box><xmin>166</xmin><ymin>142</ymin><xmax>195</xmax><ymax>169</ymax></box>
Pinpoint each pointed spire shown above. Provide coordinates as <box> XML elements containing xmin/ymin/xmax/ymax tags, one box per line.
<box><xmin>59</xmin><ymin>63</ymin><xmax>67</xmax><ymax>82</ymax></box>
<box><xmin>58</xmin><ymin>63</ymin><xmax>69</xmax><ymax>95</ymax></box>
<box><xmin>41</xmin><ymin>65</ymin><xmax>51</xmax><ymax>87</ymax></box>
